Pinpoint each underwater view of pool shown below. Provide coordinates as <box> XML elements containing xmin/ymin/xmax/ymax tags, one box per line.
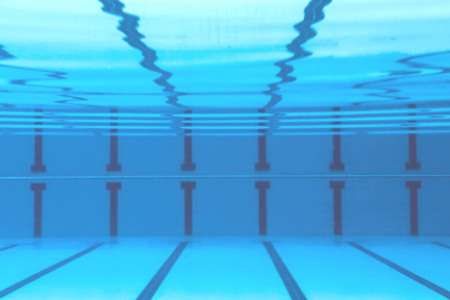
<box><xmin>0</xmin><ymin>0</ymin><xmax>450</xmax><ymax>298</ymax></box>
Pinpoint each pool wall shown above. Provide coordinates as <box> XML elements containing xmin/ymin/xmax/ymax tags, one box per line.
<box><xmin>0</xmin><ymin>131</ymin><xmax>449</xmax><ymax>238</ymax></box>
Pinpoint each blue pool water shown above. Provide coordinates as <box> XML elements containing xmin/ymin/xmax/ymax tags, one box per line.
<box><xmin>0</xmin><ymin>0</ymin><xmax>450</xmax><ymax>298</ymax></box>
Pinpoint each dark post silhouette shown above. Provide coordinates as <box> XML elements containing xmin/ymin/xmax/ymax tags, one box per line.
<box><xmin>406</xmin><ymin>181</ymin><xmax>421</xmax><ymax>236</ymax></box>
<box><xmin>181</xmin><ymin>182</ymin><xmax>196</xmax><ymax>235</ymax></box>
<box><xmin>107</xmin><ymin>108</ymin><xmax>121</xmax><ymax>172</ymax></box>
<box><xmin>256</xmin><ymin>181</ymin><xmax>270</xmax><ymax>235</ymax></box>
<box><xmin>330</xmin><ymin>107</ymin><xmax>344</xmax><ymax>171</ymax></box>
<box><xmin>330</xmin><ymin>181</ymin><xmax>345</xmax><ymax>235</ymax></box>
<box><xmin>405</xmin><ymin>104</ymin><xmax>421</xmax><ymax>170</ymax></box>
<box><xmin>181</xmin><ymin>110</ymin><xmax>196</xmax><ymax>171</ymax></box>
<box><xmin>31</xmin><ymin>109</ymin><xmax>46</xmax><ymax>172</ymax></box>
<box><xmin>255</xmin><ymin>109</ymin><xmax>270</xmax><ymax>171</ymax></box>
<box><xmin>31</xmin><ymin>183</ymin><xmax>46</xmax><ymax>237</ymax></box>
<box><xmin>107</xmin><ymin>182</ymin><xmax>121</xmax><ymax>236</ymax></box>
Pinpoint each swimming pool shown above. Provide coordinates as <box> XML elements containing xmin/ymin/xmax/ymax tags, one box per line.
<box><xmin>0</xmin><ymin>0</ymin><xmax>450</xmax><ymax>298</ymax></box>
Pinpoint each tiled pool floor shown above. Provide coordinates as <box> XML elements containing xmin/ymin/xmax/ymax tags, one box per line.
<box><xmin>0</xmin><ymin>237</ymin><xmax>449</xmax><ymax>299</ymax></box>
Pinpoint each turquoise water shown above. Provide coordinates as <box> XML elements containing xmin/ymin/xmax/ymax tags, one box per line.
<box><xmin>0</xmin><ymin>0</ymin><xmax>450</xmax><ymax>136</ymax></box>
<box><xmin>0</xmin><ymin>0</ymin><xmax>450</xmax><ymax>135</ymax></box>
<box><xmin>1</xmin><ymin>0</ymin><xmax>450</xmax><ymax>299</ymax></box>
<box><xmin>1</xmin><ymin>0</ymin><xmax>450</xmax><ymax>113</ymax></box>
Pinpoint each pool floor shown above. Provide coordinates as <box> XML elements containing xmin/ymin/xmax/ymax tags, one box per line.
<box><xmin>0</xmin><ymin>237</ymin><xmax>449</xmax><ymax>299</ymax></box>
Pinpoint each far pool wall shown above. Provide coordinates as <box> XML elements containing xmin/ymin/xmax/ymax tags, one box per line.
<box><xmin>0</xmin><ymin>131</ymin><xmax>449</xmax><ymax>238</ymax></box>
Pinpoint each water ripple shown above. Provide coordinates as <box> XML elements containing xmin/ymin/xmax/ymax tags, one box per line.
<box><xmin>98</xmin><ymin>0</ymin><xmax>184</xmax><ymax>107</ymax></box>
<box><xmin>264</xmin><ymin>0</ymin><xmax>332</xmax><ymax>108</ymax></box>
<box><xmin>0</xmin><ymin>44</ymin><xmax>91</xmax><ymax>107</ymax></box>
<box><xmin>353</xmin><ymin>50</ymin><xmax>450</xmax><ymax>105</ymax></box>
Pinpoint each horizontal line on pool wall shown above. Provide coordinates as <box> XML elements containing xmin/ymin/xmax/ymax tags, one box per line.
<box><xmin>0</xmin><ymin>175</ymin><xmax>449</xmax><ymax>180</ymax></box>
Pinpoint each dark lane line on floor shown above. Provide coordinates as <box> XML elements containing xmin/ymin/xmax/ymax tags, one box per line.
<box><xmin>432</xmin><ymin>242</ymin><xmax>450</xmax><ymax>251</ymax></box>
<box><xmin>263</xmin><ymin>242</ymin><xmax>307</xmax><ymax>300</ymax></box>
<box><xmin>0</xmin><ymin>244</ymin><xmax>18</xmax><ymax>253</ymax></box>
<box><xmin>136</xmin><ymin>242</ymin><xmax>188</xmax><ymax>300</ymax></box>
<box><xmin>0</xmin><ymin>243</ymin><xmax>104</xmax><ymax>298</ymax></box>
<box><xmin>348</xmin><ymin>242</ymin><xmax>450</xmax><ymax>299</ymax></box>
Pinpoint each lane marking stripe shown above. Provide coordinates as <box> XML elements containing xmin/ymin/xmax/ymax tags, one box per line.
<box><xmin>0</xmin><ymin>243</ymin><xmax>104</xmax><ymax>298</ymax></box>
<box><xmin>263</xmin><ymin>242</ymin><xmax>307</xmax><ymax>300</ymax></box>
<box><xmin>136</xmin><ymin>242</ymin><xmax>188</xmax><ymax>300</ymax></box>
<box><xmin>348</xmin><ymin>242</ymin><xmax>450</xmax><ymax>299</ymax></box>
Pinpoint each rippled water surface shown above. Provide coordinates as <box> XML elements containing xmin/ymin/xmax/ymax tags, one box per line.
<box><xmin>0</xmin><ymin>0</ymin><xmax>449</xmax><ymax>135</ymax></box>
